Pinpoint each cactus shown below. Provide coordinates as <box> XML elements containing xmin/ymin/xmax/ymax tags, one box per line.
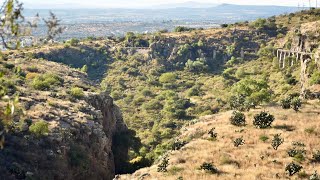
<box><xmin>271</xmin><ymin>134</ymin><xmax>284</xmax><ymax>150</ymax></box>
<box><xmin>285</xmin><ymin>162</ymin><xmax>302</xmax><ymax>176</ymax></box>
<box><xmin>157</xmin><ymin>155</ymin><xmax>169</xmax><ymax>172</ymax></box>
<box><xmin>208</xmin><ymin>128</ymin><xmax>217</xmax><ymax>139</ymax></box>
<box><xmin>291</xmin><ymin>97</ymin><xmax>302</xmax><ymax>112</ymax></box>
<box><xmin>233</xmin><ymin>137</ymin><xmax>245</xmax><ymax>147</ymax></box>
<box><xmin>199</xmin><ymin>162</ymin><xmax>218</xmax><ymax>174</ymax></box>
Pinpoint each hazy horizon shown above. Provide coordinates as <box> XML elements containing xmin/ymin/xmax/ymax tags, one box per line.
<box><xmin>23</xmin><ymin>0</ymin><xmax>317</xmax><ymax>9</ymax></box>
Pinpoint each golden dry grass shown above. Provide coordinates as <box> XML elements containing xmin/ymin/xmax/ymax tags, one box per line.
<box><xmin>120</xmin><ymin>101</ymin><xmax>320</xmax><ymax>180</ymax></box>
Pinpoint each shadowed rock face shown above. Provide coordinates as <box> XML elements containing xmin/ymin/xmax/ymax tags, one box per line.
<box><xmin>86</xmin><ymin>91</ymin><xmax>129</xmax><ymax>179</ymax></box>
<box><xmin>0</xmin><ymin>56</ymin><xmax>129</xmax><ymax>180</ymax></box>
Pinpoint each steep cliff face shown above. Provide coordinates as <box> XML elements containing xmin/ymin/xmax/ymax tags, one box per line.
<box><xmin>0</xmin><ymin>56</ymin><xmax>128</xmax><ymax>180</ymax></box>
<box><xmin>281</xmin><ymin>20</ymin><xmax>320</xmax><ymax>97</ymax></box>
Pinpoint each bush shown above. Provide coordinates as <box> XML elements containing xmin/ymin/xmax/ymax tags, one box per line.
<box><xmin>174</xmin><ymin>26</ymin><xmax>194</xmax><ymax>32</ymax></box>
<box><xmin>312</xmin><ymin>150</ymin><xmax>320</xmax><ymax>162</ymax></box>
<box><xmin>310</xmin><ymin>71</ymin><xmax>320</xmax><ymax>85</ymax></box>
<box><xmin>172</xmin><ymin>140</ymin><xmax>187</xmax><ymax>150</ymax></box>
<box><xmin>157</xmin><ymin>155</ymin><xmax>169</xmax><ymax>172</ymax></box>
<box><xmin>32</xmin><ymin>73</ymin><xmax>63</xmax><ymax>90</ymax></box>
<box><xmin>199</xmin><ymin>162</ymin><xmax>218</xmax><ymax>174</ymax></box>
<box><xmin>185</xmin><ymin>58</ymin><xmax>208</xmax><ymax>73</ymax></box>
<box><xmin>310</xmin><ymin>171</ymin><xmax>320</xmax><ymax>180</ymax></box>
<box><xmin>159</xmin><ymin>72</ymin><xmax>177</xmax><ymax>84</ymax></box>
<box><xmin>29</xmin><ymin>120</ymin><xmax>49</xmax><ymax>137</ymax></box>
<box><xmin>233</xmin><ymin>137</ymin><xmax>245</xmax><ymax>147</ymax></box>
<box><xmin>186</xmin><ymin>85</ymin><xmax>201</xmax><ymax>97</ymax></box>
<box><xmin>142</xmin><ymin>99</ymin><xmax>163</xmax><ymax>110</ymax></box>
<box><xmin>70</xmin><ymin>87</ymin><xmax>84</xmax><ymax>99</ymax></box>
<box><xmin>208</xmin><ymin>128</ymin><xmax>217</xmax><ymax>139</ymax></box>
<box><xmin>281</xmin><ymin>97</ymin><xmax>291</xmax><ymax>109</ymax></box>
<box><xmin>230</xmin><ymin>111</ymin><xmax>246</xmax><ymax>126</ymax></box>
<box><xmin>291</xmin><ymin>97</ymin><xmax>302</xmax><ymax>112</ymax></box>
<box><xmin>253</xmin><ymin>111</ymin><xmax>275</xmax><ymax>129</ymax></box>
<box><xmin>259</xmin><ymin>135</ymin><xmax>269</xmax><ymax>142</ymax></box>
<box><xmin>271</xmin><ymin>134</ymin><xmax>284</xmax><ymax>150</ymax></box>
<box><xmin>287</xmin><ymin>148</ymin><xmax>306</xmax><ymax>158</ymax></box>
<box><xmin>285</xmin><ymin>162</ymin><xmax>302</xmax><ymax>176</ymax></box>
<box><xmin>80</xmin><ymin>65</ymin><xmax>88</xmax><ymax>73</ymax></box>
<box><xmin>26</xmin><ymin>66</ymin><xmax>38</xmax><ymax>72</ymax></box>
<box><xmin>68</xmin><ymin>38</ymin><xmax>80</xmax><ymax>46</ymax></box>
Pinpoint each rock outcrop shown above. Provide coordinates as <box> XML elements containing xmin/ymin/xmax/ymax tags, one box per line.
<box><xmin>0</xmin><ymin>57</ymin><xmax>128</xmax><ymax>180</ymax></box>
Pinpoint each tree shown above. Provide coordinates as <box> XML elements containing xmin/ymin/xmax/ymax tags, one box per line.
<box><xmin>0</xmin><ymin>0</ymin><xmax>27</xmax><ymax>49</ymax></box>
<box><xmin>43</xmin><ymin>11</ymin><xmax>64</xmax><ymax>41</ymax></box>
<box><xmin>185</xmin><ymin>58</ymin><xmax>208</xmax><ymax>73</ymax></box>
<box><xmin>232</xmin><ymin>78</ymin><xmax>271</xmax><ymax>108</ymax></box>
<box><xmin>0</xmin><ymin>0</ymin><xmax>63</xmax><ymax>49</ymax></box>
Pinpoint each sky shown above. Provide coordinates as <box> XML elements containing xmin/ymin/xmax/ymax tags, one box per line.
<box><xmin>22</xmin><ymin>0</ymin><xmax>319</xmax><ymax>9</ymax></box>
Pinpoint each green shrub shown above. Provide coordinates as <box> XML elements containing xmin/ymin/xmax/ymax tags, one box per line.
<box><xmin>111</xmin><ymin>90</ymin><xmax>122</xmax><ymax>100</ymax></box>
<box><xmin>232</xmin><ymin>78</ymin><xmax>271</xmax><ymax>108</ymax></box>
<box><xmin>287</xmin><ymin>148</ymin><xmax>306</xmax><ymax>158</ymax></box>
<box><xmin>185</xmin><ymin>58</ymin><xmax>208</xmax><ymax>73</ymax></box>
<box><xmin>26</xmin><ymin>66</ymin><xmax>39</xmax><ymax>72</ymax></box>
<box><xmin>285</xmin><ymin>162</ymin><xmax>302</xmax><ymax>176</ymax></box>
<box><xmin>310</xmin><ymin>71</ymin><xmax>320</xmax><ymax>85</ymax></box>
<box><xmin>230</xmin><ymin>111</ymin><xmax>246</xmax><ymax>126</ymax></box>
<box><xmin>174</xmin><ymin>26</ymin><xmax>194</xmax><ymax>32</ymax></box>
<box><xmin>280</xmin><ymin>97</ymin><xmax>291</xmax><ymax>109</ymax></box>
<box><xmin>271</xmin><ymin>134</ymin><xmax>284</xmax><ymax>150</ymax></box>
<box><xmin>4</xmin><ymin>63</ymin><xmax>15</xmax><ymax>69</ymax></box>
<box><xmin>70</xmin><ymin>87</ymin><xmax>84</xmax><ymax>99</ymax></box>
<box><xmin>291</xmin><ymin>97</ymin><xmax>302</xmax><ymax>112</ymax></box>
<box><xmin>259</xmin><ymin>135</ymin><xmax>269</xmax><ymax>142</ymax></box>
<box><xmin>68</xmin><ymin>38</ymin><xmax>80</xmax><ymax>46</ymax></box>
<box><xmin>186</xmin><ymin>85</ymin><xmax>201</xmax><ymax>97</ymax></box>
<box><xmin>229</xmin><ymin>95</ymin><xmax>251</xmax><ymax>111</ymax></box>
<box><xmin>199</xmin><ymin>162</ymin><xmax>218</xmax><ymax>174</ymax></box>
<box><xmin>159</xmin><ymin>72</ymin><xmax>177</xmax><ymax>84</ymax></box>
<box><xmin>29</xmin><ymin>120</ymin><xmax>49</xmax><ymax>137</ymax></box>
<box><xmin>142</xmin><ymin>99</ymin><xmax>163</xmax><ymax>110</ymax></box>
<box><xmin>32</xmin><ymin>73</ymin><xmax>63</xmax><ymax>90</ymax></box>
<box><xmin>141</xmin><ymin>89</ymin><xmax>153</xmax><ymax>97</ymax></box>
<box><xmin>80</xmin><ymin>65</ymin><xmax>88</xmax><ymax>73</ymax></box>
<box><xmin>253</xmin><ymin>111</ymin><xmax>275</xmax><ymax>129</ymax></box>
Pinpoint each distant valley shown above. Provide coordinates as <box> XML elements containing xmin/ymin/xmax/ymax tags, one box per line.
<box><xmin>25</xmin><ymin>4</ymin><xmax>302</xmax><ymax>39</ymax></box>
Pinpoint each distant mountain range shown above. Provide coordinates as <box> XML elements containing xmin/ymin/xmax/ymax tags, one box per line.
<box><xmin>153</xmin><ymin>1</ymin><xmax>219</xmax><ymax>9</ymax></box>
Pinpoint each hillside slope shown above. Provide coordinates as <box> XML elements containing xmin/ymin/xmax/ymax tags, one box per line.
<box><xmin>119</xmin><ymin>102</ymin><xmax>320</xmax><ymax>179</ymax></box>
<box><xmin>0</xmin><ymin>54</ymin><xmax>129</xmax><ymax>179</ymax></box>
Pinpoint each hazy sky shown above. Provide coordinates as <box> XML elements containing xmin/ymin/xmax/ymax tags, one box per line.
<box><xmin>23</xmin><ymin>0</ymin><xmax>318</xmax><ymax>9</ymax></box>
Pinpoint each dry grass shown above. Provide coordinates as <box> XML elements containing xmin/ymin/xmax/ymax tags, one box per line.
<box><xmin>120</xmin><ymin>102</ymin><xmax>320</xmax><ymax>180</ymax></box>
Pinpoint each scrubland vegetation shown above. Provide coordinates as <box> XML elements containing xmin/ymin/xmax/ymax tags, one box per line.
<box><xmin>1</xmin><ymin>1</ymin><xmax>320</xmax><ymax>179</ymax></box>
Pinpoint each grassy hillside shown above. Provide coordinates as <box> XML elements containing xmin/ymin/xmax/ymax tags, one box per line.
<box><xmin>120</xmin><ymin>102</ymin><xmax>320</xmax><ymax>179</ymax></box>
<box><xmin>2</xmin><ymin>8</ymin><xmax>319</xmax><ymax>177</ymax></box>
